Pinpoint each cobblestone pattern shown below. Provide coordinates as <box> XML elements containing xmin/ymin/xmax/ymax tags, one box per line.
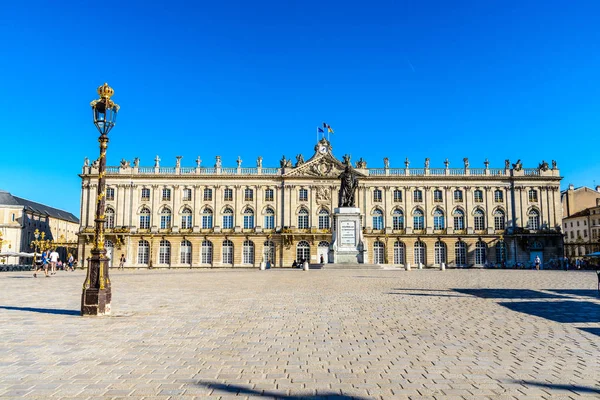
<box><xmin>0</xmin><ymin>269</ymin><xmax>599</xmax><ymax>399</ymax></box>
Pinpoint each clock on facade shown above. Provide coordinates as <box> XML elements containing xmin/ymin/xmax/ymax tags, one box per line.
<box><xmin>318</xmin><ymin>145</ymin><xmax>327</xmax><ymax>154</ymax></box>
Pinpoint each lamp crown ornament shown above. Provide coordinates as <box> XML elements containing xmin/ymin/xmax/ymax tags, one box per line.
<box><xmin>90</xmin><ymin>82</ymin><xmax>120</xmax><ymax>111</ymax></box>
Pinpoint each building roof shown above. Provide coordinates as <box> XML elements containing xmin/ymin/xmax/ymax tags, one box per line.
<box><xmin>562</xmin><ymin>208</ymin><xmax>591</xmax><ymax>220</ymax></box>
<box><xmin>0</xmin><ymin>190</ymin><xmax>79</xmax><ymax>224</ymax></box>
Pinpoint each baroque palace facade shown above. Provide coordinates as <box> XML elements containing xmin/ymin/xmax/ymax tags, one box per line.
<box><xmin>77</xmin><ymin>139</ymin><xmax>563</xmax><ymax>268</ymax></box>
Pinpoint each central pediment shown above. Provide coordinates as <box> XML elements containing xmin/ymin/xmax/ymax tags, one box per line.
<box><xmin>284</xmin><ymin>153</ymin><xmax>366</xmax><ymax>178</ymax></box>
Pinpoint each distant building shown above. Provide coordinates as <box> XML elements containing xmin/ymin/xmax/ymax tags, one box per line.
<box><xmin>0</xmin><ymin>190</ymin><xmax>79</xmax><ymax>263</ymax></box>
<box><xmin>563</xmin><ymin>199</ymin><xmax>600</xmax><ymax>257</ymax></box>
<box><xmin>78</xmin><ymin>139</ymin><xmax>564</xmax><ymax>268</ymax></box>
<box><xmin>561</xmin><ymin>184</ymin><xmax>600</xmax><ymax>218</ymax></box>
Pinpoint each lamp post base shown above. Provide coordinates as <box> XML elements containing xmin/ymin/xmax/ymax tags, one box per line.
<box><xmin>81</xmin><ymin>287</ymin><xmax>112</xmax><ymax>316</ymax></box>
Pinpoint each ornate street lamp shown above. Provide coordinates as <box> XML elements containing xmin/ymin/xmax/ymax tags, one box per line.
<box><xmin>81</xmin><ymin>83</ymin><xmax>120</xmax><ymax>316</ymax></box>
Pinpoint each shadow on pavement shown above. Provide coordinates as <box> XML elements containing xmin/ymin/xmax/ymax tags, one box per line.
<box><xmin>514</xmin><ymin>380</ymin><xmax>600</xmax><ymax>395</ymax></box>
<box><xmin>0</xmin><ymin>306</ymin><xmax>80</xmax><ymax>316</ymax></box>
<box><xmin>544</xmin><ymin>289</ymin><xmax>600</xmax><ymax>298</ymax></box>
<box><xmin>578</xmin><ymin>327</ymin><xmax>600</xmax><ymax>337</ymax></box>
<box><xmin>453</xmin><ymin>288</ymin><xmax>568</xmax><ymax>299</ymax></box>
<box><xmin>498</xmin><ymin>301</ymin><xmax>600</xmax><ymax>323</ymax></box>
<box><xmin>196</xmin><ymin>381</ymin><xmax>368</xmax><ymax>399</ymax></box>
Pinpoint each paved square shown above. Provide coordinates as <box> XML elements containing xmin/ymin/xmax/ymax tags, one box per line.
<box><xmin>0</xmin><ymin>269</ymin><xmax>599</xmax><ymax>399</ymax></box>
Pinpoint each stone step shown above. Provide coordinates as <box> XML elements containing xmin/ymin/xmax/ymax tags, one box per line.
<box><xmin>320</xmin><ymin>263</ymin><xmax>382</xmax><ymax>270</ymax></box>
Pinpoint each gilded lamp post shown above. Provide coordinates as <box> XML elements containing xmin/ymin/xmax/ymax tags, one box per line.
<box><xmin>81</xmin><ymin>83</ymin><xmax>120</xmax><ymax>316</ymax></box>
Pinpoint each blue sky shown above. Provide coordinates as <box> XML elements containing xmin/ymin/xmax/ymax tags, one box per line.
<box><xmin>1</xmin><ymin>1</ymin><xmax>599</xmax><ymax>215</ymax></box>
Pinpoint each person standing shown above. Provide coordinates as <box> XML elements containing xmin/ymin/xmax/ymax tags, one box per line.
<box><xmin>118</xmin><ymin>254</ymin><xmax>126</xmax><ymax>270</ymax></box>
<box><xmin>49</xmin><ymin>248</ymin><xmax>59</xmax><ymax>275</ymax></box>
<box><xmin>534</xmin><ymin>255</ymin><xmax>541</xmax><ymax>271</ymax></box>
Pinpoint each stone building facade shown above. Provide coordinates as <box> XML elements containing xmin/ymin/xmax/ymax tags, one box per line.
<box><xmin>77</xmin><ymin>139</ymin><xmax>563</xmax><ymax>268</ymax></box>
<box><xmin>563</xmin><ymin>200</ymin><xmax>600</xmax><ymax>257</ymax></box>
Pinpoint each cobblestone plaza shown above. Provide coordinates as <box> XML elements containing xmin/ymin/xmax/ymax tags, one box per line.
<box><xmin>1</xmin><ymin>269</ymin><xmax>599</xmax><ymax>399</ymax></box>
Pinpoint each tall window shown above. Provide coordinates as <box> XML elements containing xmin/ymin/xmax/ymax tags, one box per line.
<box><xmin>372</xmin><ymin>209</ymin><xmax>384</xmax><ymax>230</ymax></box>
<box><xmin>181</xmin><ymin>208</ymin><xmax>193</xmax><ymax>229</ymax></box>
<box><xmin>373</xmin><ymin>241</ymin><xmax>385</xmax><ymax>264</ymax></box>
<box><xmin>393</xmin><ymin>189</ymin><xmax>402</xmax><ymax>202</ymax></box>
<box><xmin>454</xmin><ymin>189</ymin><xmax>463</xmax><ymax>202</ymax></box>
<box><xmin>453</xmin><ymin>209</ymin><xmax>465</xmax><ymax>230</ymax></box>
<box><xmin>433</xmin><ymin>209</ymin><xmax>445</xmax><ymax>230</ymax></box>
<box><xmin>182</xmin><ymin>188</ymin><xmax>192</xmax><ymax>201</ymax></box>
<box><xmin>455</xmin><ymin>241</ymin><xmax>466</xmax><ymax>266</ymax></box>
<box><xmin>413</xmin><ymin>209</ymin><xmax>424</xmax><ymax>230</ymax></box>
<box><xmin>243</xmin><ymin>208</ymin><xmax>255</xmax><ymax>229</ymax></box>
<box><xmin>394</xmin><ymin>242</ymin><xmax>405</xmax><ymax>264</ymax></box>
<box><xmin>222</xmin><ymin>208</ymin><xmax>234</xmax><ymax>229</ymax></box>
<box><xmin>137</xmin><ymin>240</ymin><xmax>149</xmax><ymax>264</ymax></box>
<box><xmin>105</xmin><ymin>208</ymin><xmax>115</xmax><ymax>229</ymax></box>
<box><xmin>201</xmin><ymin>240</ymin><xmax>213</xmax><ymax>264</ymax></box>
<box><xmin>318</xmin><ymin>209</ymin><xmax>330</xmax><ymax>230</ymax></box>
<box><xmin>159</xmin><ymin>240</ymin><xmax>171</xmax><ymax>264</ymax></box>
<box><xmin>528</xmin><ymin>209</ymin><xmax>540</xmax><ymax>230</ymax></box>
<box><xmin>296</xmin><ymin>241</ymin><xmax>310</xmax><ymax>263</ymax></box>
<box><xmin>392</xmin><ymin>209</ymin><xmax>404</xmax><ymax>230</ymax></box>
<box><xmin>264</xmin><ymin>208</ymin><xmax>275</xmax><ymax>229</ymax></box>
<box><xmin>203</xmin><ymin>188</ymin><xmax>213</xmax><ymax>201</ymax></box>
<box><xmin>496</xmin><ymin>241</ymin><xmax>506</xmax><ymax>264</ymax></box>
<box><xmin>222</xmin><ymin>240</ymin><xmax>233</xmax><ymax>264</ymax></box>
<box><xmin>414</xmin><ymin>241</ymin><xmax>425</xmax><ymax>265</ymax></box>
<box><xmin>475</xmin><ymin>241</ymin><xmax>486</xmax><ymax>265</ymax></box>
<box><xmin>242</xmin><ymin>240</ymin><xmax>254</xmax><ymax>264</ymax></box>
<box><xmin>433</xmin><ymin>189</ymin><xmax>443</xmax><ymax>202</ymax></box>
<box><xmin>180</xmin><ymin>240</ymin><xmax>192</xmax><ymax>264</ymax></box>
<box><xmin>373</xmin><ymin>189</ymin><xmax>382</xmax><ymax>202</ymax></box>
<box><xmin>494</xmin><ymin>190</ymin><xmax>503</xmax><ymax>202</ymax></box>
<box><xmin>141</xmin><ymin>188</ymin><xmax>150</xmax><ymax>201</ymax></box>
<box><xmin>474</xmin><ymin>209</ymin><xmax>485</xmax><ymax>231</ymax></box>
<box><xmin>139</xmin><ymin>208</ymin><xmax>151</xmax><ymax>229</ymax></box>
<box><xmin>162</xmin><ymin>188</ymin><xmax>171</xmax><ymax>201</ymax></box>
<box><xmin>263</xmin><ymin>240</ymin><xmax>275</xmax><ymax>264</ymax></box>
<box><xmin>106</xmin><ymin>187</ymin><xmax>115</xmax><ymax>201</ymax></box>
<box><xmin>528</xmin><ymin>189</ymin><xmax>538</xmax><ymax>202</ymax></box>
<box><xmin>434</xmin><ymin>241</ymin><xmax>446</xmax><ymax>265</ymax></box>
<box><xmin>224</xmin><ymin>188</ymin><xmax>233</xmax><ymax>202</ymax></box>
<box><xmin>244</xmin><ymin>188</ymin><xmax>254</xmax><ymax>202</ymax></box>
<box><xmin>494</xmin><ymin>209</ymin><xmax>505</xmax><ymax>231</ymax></box>
<box><xmin>299</xmin><ymin>188</ymin><xmax>308</xmax><ymax>201</ymax></box>
<box><xmin>474</xmin><ymin>190</ymin><xmax>483</xmax><ymax>202</ymax></box>
<box><xmin>160</xmin><ymin>208</ymin><xmax>172</xmax><ymax>229</ymax></box>
<box><xmin>201</xmin><ymin>208</ymin><xmax>213</xmax><ymax>229</ymax></box>
<box><xmin>298</xmin><ymin>208</ymin><xmax>309</xmax><ymax>229</ymax></box>
<box><xmin>264</xmin><ymin>188</ymin><xmax>274</xmax><ymax>202</ymax></box>
<box><xmin>413</xmin><ymin>189</ymin><xmax>423</xmax><ymax>202</ymax></box>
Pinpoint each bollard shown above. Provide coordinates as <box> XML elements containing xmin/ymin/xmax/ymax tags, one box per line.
<box><xmin>441</xmin><ymin>262</ymin><xmax>445</xmax><ymax>271</ymax></box>
<box><xmin>418</xmin><ymin>262</ymin><xmax>423</xmax><ymax>270</ymax></box>
<box><xmin>260</xmin><ymin>262</ymin><xmax>266</xmax><ymax>271</ymax></box>
<box><xmin>405</xmin><ymin>262</ymin><xmax>411</xmax><ymax>271</ymax></box>
<box><xmin>303</xmin><ymin>261</ymin><xmax>309</xmax><ymax>271</ymax></box>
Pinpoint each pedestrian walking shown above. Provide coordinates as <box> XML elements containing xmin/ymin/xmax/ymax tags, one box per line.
<box><xmin>67</xmin><ymin>253</ymin><xmax>74</xmax><ymax>271</ymax></box>
<box><xmin>535</xmin><ymin>255</ymin><xmax>541</xmax><ymax>270</ymax></box>
<box><xmin>49</xmin><ymin>248</ymin><xmax>59</xmax><ymax>275</ymax></box>
<box><xmin>118</xmin><ymin>254</ymin><xmax>126</xmax><ymax>270</ymax></box>
<box><xmin>34</xmin><ymin>250</ymin><xmax>49</xmax><ymax>278</ymax></box>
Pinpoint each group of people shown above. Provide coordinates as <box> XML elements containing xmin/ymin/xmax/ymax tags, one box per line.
<box><xmin>33</xmin><ymin>250</ymin><xmax>75</xmax><ymax>278</ymax></box>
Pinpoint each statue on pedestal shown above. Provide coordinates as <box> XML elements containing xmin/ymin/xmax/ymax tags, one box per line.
<box><xmin>338</xmin><ymin>165</ymin><xmax>359</xmax><ymax>207</ymax></box>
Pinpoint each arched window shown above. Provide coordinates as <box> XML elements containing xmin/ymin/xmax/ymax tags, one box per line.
<box><xmin>414</xmin><ymin>240</ymin><xmax>425</xmax><ymax>265</ymax></box>
<box><xmin>434</xmin><ymin>241</ymin><xmax>446</xmax><ymax>265</ymax></box>
<box><xmin>298</xmin><ymin>208</ymin><xmax>309</xmax><ymax>229</ymax></box>
<box><xmin>528</xmin><ymin>209</ymin><xmax>540</xmax><ymax>230</ymax></box>
<box><xmin>496</xmin><ymin>241</ymin><xmax>506</xmax><ymax>264</ymax></box>
<box><xmin>494</xmin><ymin>209</ymin><xmax>505</xmax><ymax>231</ymax></box>
<box><xmin>296</xmin><ymin>241</ymin><xmax>310</xmax><ymax>263</ymax></box>
<box><xmin>263</xmin><ymin>240</ymin><xmax>275</xmax><ymax>264</ymax></box>
<box><xmin>475</xmin><ymin>241</ymin><xmax>487</xmax><ymax>265</ymax></box>
<box><xmin>137</xmin><ymin>240</ymin><xmax>149</xmax><ymax>264</ymax></box>
<box><xmin>201</xmin><ymin>240</ymin><xmax>213</xmax><ymax>264</ymax></box>
<box><xmin>264</xmin><ymin>208</ymin><xmax>275</xmax><ymax>230</ymax></box>
<box><xmin>453</xmin><ymin>209</ymin><xmax>465</xmax><ymax>230</ymax></box>
<box><xmin>318</xmin><ymin>241</ymin><xmax>329</xmax><ymax>264</ymax></box>
<box><xmin>222</xmin><ymin>207</ymin><xmax>234</xmax><ymax>229</ymax></box>
<box><xmin>181</xmin><ymin>208</ymin><xmax>193</xmax><ymax>229</ymax></box>
<box><xmin>474</xmin><ymin>209</ymin><xmax>485</xmax><ymax>231</ymax></box>
<box><xmin>243</xmin><ymin>208</ymin><xmax>255</xmax><ymax>229</ymax></box>
<box><xmin>373</xmin><ymin>241</ymin><xmax>385</xmax><ymax>264</ymax></box>
<box><xmin>455</xmin><ymin>241</ymin><xmax>466</xmax><ymax>266</ymax></box>
<box><xmin>222</xmin><ymin>240</ymin><xmax>233</xmax><ymax>264</ymax></box>
<box><xmin>372</xmin><ymin>209</ymin><xmax>384</xmax><ymax>230</ymax></box>
<box><xmin>201</xmin><ymin>208</ymin><xmax>213</xmax><ymax>229</ymax></box>
<box><xmin>242</xmin><ymin>240</ymin><xmax>254</xmax><ymax>264</ymax></box>
<box><xmin>413</xmin><ymin>209</ymin><xmax>424</xmax><ymax>230</ymax></box>
<box><xmin>392</xmin><ymin>209</ymin><xmax>404</xmax><ymax>230</ymax></box>
<box><xmin>433</xmin><ymin>209</ymin><xmax>445</xmax><ymax>230</ymax></box>
<box><xmin>159</xmin><ymin>240</ymin><xmax>171</xmax><ymax>264</ymax></box>
<box><xmin>139</xmin><ymin>207</ymin><xmax>151</xmax><ymax>229</ymax></box>
<box><xmin>180</xmin><ymin>240</ymin><xmax>192</xmax><ymax>264</ymax></box>
<box><xmin>160</xmin><ymin>208</ymin><xmax>172</xmax><ymax>229</ymax></box>
<box><xmin>105</xmin><ymin>208</ymin><xmax>115</xmax><ymax>229</ymax></box>
<box><xmin>318</xmin><ymin>209</ymin><xmax>330</xmax><ymax>230</ymax></box>
<box><xmin>394</xmin><ymin>241</ymin><xmax>405</xmax><ymax>264</ymax></box>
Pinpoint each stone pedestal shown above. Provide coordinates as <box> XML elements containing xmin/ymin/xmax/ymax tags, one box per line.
<box><xmin>331</xmin><ymin>207</ymin><xmax>364</xmax><ymax>264</ymax></box>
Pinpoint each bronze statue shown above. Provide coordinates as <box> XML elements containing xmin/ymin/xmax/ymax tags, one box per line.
<box><xmin>338</xmin><ymin>165</ymin><xmax>359</xmax><ymax>207</ymax></box>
